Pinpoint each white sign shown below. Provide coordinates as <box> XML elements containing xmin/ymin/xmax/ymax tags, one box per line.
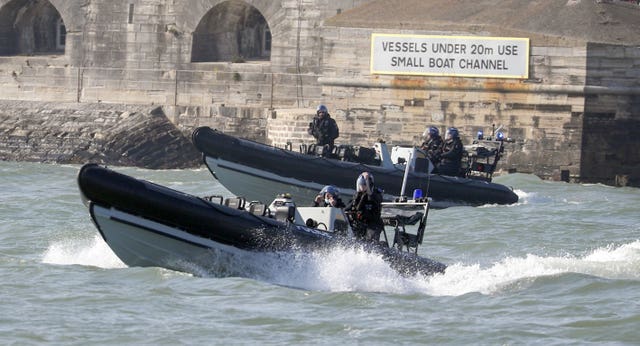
<box><xmin>371</xmin><ymin>34</ymin><xmax>530</xmax><ymax>79</ymax></box>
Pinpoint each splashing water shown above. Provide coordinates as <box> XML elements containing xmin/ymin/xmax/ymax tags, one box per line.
<box><xmin>428</xmin><ymin>240</ymin><xmax>640</xmax><ymax>296</ymax></box>
<box><xmin>42</xmin><ymin>234</ymin><xmax>125</xmax><ymax>269</ymax></box>
<box><xmin>41</xmin><ymin>232</ymin><xmax>640</xmax><ymax>296</ymax></box>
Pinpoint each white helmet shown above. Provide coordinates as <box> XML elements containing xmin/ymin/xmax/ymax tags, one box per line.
<box><xmin>356</xmin><ymin>172</ymin><xmax>374</xmax><ymax>195</ymax></box>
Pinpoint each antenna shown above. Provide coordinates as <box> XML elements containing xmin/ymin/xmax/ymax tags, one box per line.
<box><xmin>399</xmin><ymin>151</ymin><xmax>412</xmax><ymax>201</ymax></box>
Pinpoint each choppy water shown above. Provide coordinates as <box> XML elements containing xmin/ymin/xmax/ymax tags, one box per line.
<box><xmin>1</xmin><ymin>161</ymin><xmax>638</xmax><ymax>345</ymax></box>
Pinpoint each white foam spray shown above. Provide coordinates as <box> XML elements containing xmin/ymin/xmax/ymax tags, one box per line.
<box><xmin>42</xmin><ymin>234</ymin><xmax>125</xmax><ymax>269</ymax></box>
<box><xmin>42</xmin><ymin>232</ymin><xmax>639</xmax><ymax>296</ymax></box>
<box><xmin>262</xmin><ymin>240</ymin><xmax>640</xmax><ymax>295</ymax></box>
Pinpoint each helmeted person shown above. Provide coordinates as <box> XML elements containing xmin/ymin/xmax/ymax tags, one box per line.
<box><xmin>437</xmin><ymin>127</ymin><xmax>464</xmax><ymax>176</ymax></box>
<box><xmin>345</xmin><ymin>172</ymin><xmax>384</xmax><ymax>242</ymax></box>
<box><xmin>420</xmin><ymin>126</ymin><xmax>444</xmax><ymax>167</ymax></box>
<box><xmin>313</xmin><ymin>185</ymin><xmax>346</xmax><ymax>208</ymax></box>
<box><xmin>307</xmin><ymin>104</ymin><xmax>339</xmax><ymax>150</ymax></box>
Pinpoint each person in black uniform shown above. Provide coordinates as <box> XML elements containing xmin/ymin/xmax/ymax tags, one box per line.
<box><xmin>307</xmin><ymin>104</ymin><xmax>339</xmax><ymax>150</ymax></box>
<box><xmin>420</xmin><ymin>126</ymin><xmax>444</xmax><ymax>169</ymax></box>
<box><xmin>437</xmin><ymin>127</ymin><xmax>464</xmax><ymax>176</ymax></box>
<box><xmin>345</xmin><ymin>172</ymin><xmax>384</xmax><ymax>242</ymax></box>
<box><xmin>313</xmin><ymin>185</ymin><xmax>346</xmax><ymax>208</ymax></box>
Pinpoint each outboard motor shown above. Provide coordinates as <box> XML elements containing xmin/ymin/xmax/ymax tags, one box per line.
<box><xmin>269</xmin><ymin>193</ymin><xmax>296</xmax><ymax>223</ymax></box>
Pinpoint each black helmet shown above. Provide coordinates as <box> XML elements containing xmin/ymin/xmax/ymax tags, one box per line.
<box><xmin>423</xmin><ymin>126</ymin><xmax>439</xmax><ymax>138</ymax></box>
<box><xmin>320</xmin><ymin>185</ymin><xmax>340</xmax><ymax>198</ymax></box>
<box><xmin>446</xmin><ymin>127</ymin><xmax>459</xmax><ymax>139</ymax></box>
<box><xmin>317</xmin><ymin>104</ymin><xmax>328</xmax><ymax>114</ymax></box>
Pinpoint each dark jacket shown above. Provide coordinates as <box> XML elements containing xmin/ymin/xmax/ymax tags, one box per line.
<box><xmin>345</xmin><ymin>188</ymin><xmax>384</xmax><ymax>240</ymax></box>
<box><xmin>421</xmin><ymin>135</ymin><xmax>443</xmax><ymax>163</ymax></box>
<box><xmin>308</xmin><ymin>114</ymin><xmax>339</xmax><ymax>148</ymax></box>
<box><xmin>438</xmin><ymin>137</ymin><xmax>464</xmax><ymax>176</ymax></box>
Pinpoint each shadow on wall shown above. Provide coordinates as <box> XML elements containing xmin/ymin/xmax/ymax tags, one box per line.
<box><xmin>191</xmin><ymin>0</ymin><xmax>271</xmax><ymax>63</ymax></box>
<box><xmin>0</xmin><ymin>0</ymin><xmax>65</xmax><ymax>56</ymax></box>
<box><xmin>581</xmin><ymin>42</ymin><xmax>640</xmax><ymax>187</ymax></box>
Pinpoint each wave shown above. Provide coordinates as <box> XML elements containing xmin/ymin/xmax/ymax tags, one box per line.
<box><xmin>41</xmin><ymin>234</ymin><xmax>639</xmax><ymax>296</ymax></box>
<box><xmin>271</xmin><ymin>240</ymin><xmax>640</xmax><ymax>295</ymax></box>
<box><xmin>427</xmin><ymin>240</ymin><xmax>640</xmax><ymax>296</ymax></box>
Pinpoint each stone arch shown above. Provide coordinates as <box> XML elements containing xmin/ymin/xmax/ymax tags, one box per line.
<box><xmin>0</xmin><ymin>0</ymin><xmax>67</xmax><ymax>56</ymax></box>
<box><xmin>191</xmin><ymin>0</ymin><xmax>272</xmax><ymax>62</ymax></box>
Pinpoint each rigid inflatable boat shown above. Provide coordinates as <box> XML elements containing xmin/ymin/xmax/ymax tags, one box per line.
<box><xmin>192</xmin><ymin>126</ymin><xmax>518</xmax><ymax>208</ymax></box>
<box><xmin>78</xmin><ymin>164</ymin><xmax>447</xmax><ymax>278</ymax></box>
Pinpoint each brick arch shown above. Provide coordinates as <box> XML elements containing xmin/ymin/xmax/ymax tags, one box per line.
<box><xmin>190</xmin><ymin>0</ymin><xmax>275</xmax><ymax>62</ymax></box>
<box><xmin>0</xmin><ymin>0</ymin><xmax>77</xmax><ymax>56</ymax></box>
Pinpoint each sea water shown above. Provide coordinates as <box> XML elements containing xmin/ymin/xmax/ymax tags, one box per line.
<box><xmin>1</xmin><ymin>161</ymin><xmax>638</xmax><ymax>345</ymax></box>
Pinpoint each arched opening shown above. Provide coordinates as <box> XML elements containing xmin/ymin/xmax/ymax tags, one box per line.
<box><xmin>0</xmin><ymin>0</ymin><xmax>66</xmax><ymax>56</ymax></box>
<box><xmin>191</xmin><ymin>0</ymin><xmax>271</xmax><ymax>63</ymax></box>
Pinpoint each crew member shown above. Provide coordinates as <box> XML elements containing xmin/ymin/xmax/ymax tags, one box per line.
<box><xmin>420</xmin><ymin>126</ymin><xmax>444</xmax><ymax>168</ymax></box>
<box><xmin>437</xmin><ymin>127</ymin><xmax>464</xmax><ymax>176</ymax></box>
<box><xmin>313</xmin><ymin>185</ymin><xmax>346</xmax><ymax>208</ymax></box>
<box><xmin>345</xmin><ymin>172</ymin><xmax>384</xmax><ymax>242</ymax></box>
<box><xmin>307</xmin><ymin>104</ymin><xmax>339</xmax><ymax>150</ymax></box>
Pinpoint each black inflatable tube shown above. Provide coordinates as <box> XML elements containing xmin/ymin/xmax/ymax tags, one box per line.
<box><xmin>78</xmin><ymin>164</ymin><xmax>447</xmax><ymax>276</ymax></box>
<box><xmin>192</xmin><ymin>126</ymin><xmax>518</xmax><ymax>206</ymax></box>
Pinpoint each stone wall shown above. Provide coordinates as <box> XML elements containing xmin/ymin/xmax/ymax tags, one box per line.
<box><xmin>580</xmin><ymin>43</ymin><xmax>640</xmax><ymax>186</ymax></box>
<box><xmin>0</xmin><ymin>0</ymin><xmax>638</xmax><ymax>186</ymax></box>
<box><xmin>0</xmin><ymin>100</ymin><xmax>200</xmax><ymax>169</ymax></box>
<box><xmin>265</xmin><ymin>108</ymin><xmax>316</xmax><ymax>148</ymax></box>
<box><xmin>0</xmin><ymin>0</ymin><xmax>374</xmax><ymax>171</ymax></box>
<box><xmin>0</xmin><ymin>0</ymin><xmax>369</xmax><ymax>126</ymax></box>
<box><xmin>317</xmin><ymin>25</ymin><xmax>640</xmax><ymax>186</ymax></box>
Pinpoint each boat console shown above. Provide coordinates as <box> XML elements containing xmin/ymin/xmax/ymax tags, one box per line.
<box><xmin>381</xmin><ymin>197</ymin><xmax>430</xmax><ymax>254</ymax></box>
<box><xmin>204</xmin><ymin>192</ymin><xmax>432</xmax><ymax>254</ymax></box>
<box><xmin>461</xmin><ymin>139</ymin><xmax>507</xmax><ymax>181</ymax></box>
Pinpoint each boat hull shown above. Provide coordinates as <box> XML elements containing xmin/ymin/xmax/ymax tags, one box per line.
<box><xmin>78</xmin><ymin>164</ymin><xmax>447</xmax><ymax>277</ymax></box>
<box><xmin>90</xmin><ymin>204</ymin><xmax>306</xmax><ymax>277</ymax></box>
<box><xmin>193</xmin><ymin>127</ymin><xmax>519</xmax><ymax>208</ymax></box>
<box><xmin>204</xmin><ymin>155</ymin><xmax>336</xmax><ymax>206</ymax></box>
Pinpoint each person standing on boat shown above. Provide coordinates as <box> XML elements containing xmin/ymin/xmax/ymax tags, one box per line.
<box><xmin>437</xmin><ymin>127</ymin><xmax>464</xmax><ymax>176</ymax></box>
<box><xmin>308</xmin><ymin>104</ymin><xmax>339</xmax><ymax>151</ymax></box>
<box><xmin>420</xmin><ymin>126</ymin><xmax>444</xmax><ymax>169</ymax></box>
<box><xmin>345</xmin><ymin>172</ymin><xmax>384</xmax><ymax>242</ymax></box>
<box><xmin>313</xmin><ymin>185</ymin><xmax>346</xmax><ymax>208</ymax></box>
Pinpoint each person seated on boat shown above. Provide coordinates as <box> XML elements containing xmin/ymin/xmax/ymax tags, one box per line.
<box><xmin>345</xmin><ymin>172</ymin><xmax>384</xmax><ymax>242</ymax></box>
<box><xmin>420</xmin><ymin>126</ymin><xmax>444</xmax><ymax>168</ymax></box>
<box><xmin>307</xmin><ymin>104</ymin><xmax>339</xmax><ymax>152</ymax></box>
<box><xmin>437</xmin><ymin>127</ymin><xmax>464</xmax><ymax>176</ymax></box>
<box><xmin>313</xmin><ymin>185</ymin><xmax>346</xmax><ymax>208</ymax></box>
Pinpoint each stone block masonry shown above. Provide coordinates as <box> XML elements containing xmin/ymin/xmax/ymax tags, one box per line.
<box><xmin>317</xmin><ymin>23</ymin><xmax>640</xmax><ymax>187</ymax></box>
<box><xmin>0</xmin><ymin>100</ymin><xmax>201</xmax><ymax>169</ymax></box>
<box><xmin>0</xmin><ymin>0</ymin><xmax>638</xmax><ymax>187</ymax></box>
